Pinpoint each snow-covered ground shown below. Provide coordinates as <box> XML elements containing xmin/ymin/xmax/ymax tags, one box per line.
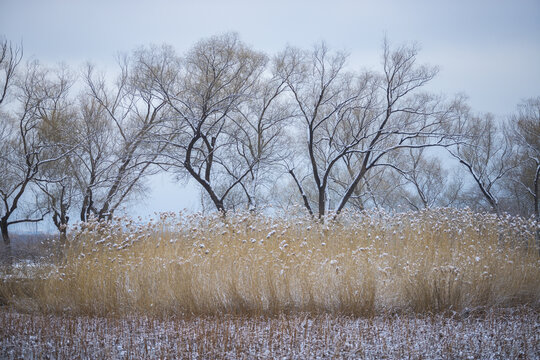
<box><xmin>1</xmin><ymin>307</ymin><xmax>538</xmax><ymax>359</ymax></box>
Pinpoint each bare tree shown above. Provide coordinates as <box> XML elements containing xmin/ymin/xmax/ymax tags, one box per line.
<box><xmin>33</xmin><ymin>66</ymin><xmax>78</xmax><ymax>243</ymax></box>
<box><xmin>0</xmin><ymin>57</ymin><xmax>74</xmax><ymax>260</ymax></box>
<box><xmin>0</xmin><ymin>40</ymin><xmax>22</xmax><ymax>247</ymax></box>
<box><xmin>0</xmin><ymin>39</ymin><xmax>21</xmax><ymax>105</ymax></box>
<box><xmin>277</xmin><ymin>43</ymin><xmax>376</xmax><ymax>218</ymax></box>
<box><xmin>326</xmin><ymin>149</ymin><xmax>405</xmax><ymax>211</ymax></box>
<box><xmin>509</xmin><ymin>97</ymin><xmax>540</xmax><ymax>220</ymax></box>
<box><xmin>507</xmin><ymin>97</ymin><xmax>540</xmax><ymax>252</ymax></box>
<box><xmin>382</xmin><ymin>148</ymin><xmax>464</xmax><ymax>210</ymax></box>
<box><xmin>156</xmin><ymin>33</ymin><xmax>271</xmax><ymax>213</ymax></box>
<box><xmin>448</xmin><ymin>106</ymin><xmax>519</xmax><ymax>214</ymax></box>
<box><xmin>71</xmin><ymin>95</ymin><xmax>114</xmax><ymax>222</ymax></box>
<box><xmin>221</xmin><ymin>57</ymin><xmax>293</xmax><ymax>211</ymax></box>
<box><xmin>77</xmin><ymin>48</ymin><xmax>169</xmax><ymax>222</ymax></box>
<box><xmin>279</xmin><ymin>40</ymin><xmax>459</xmax><ymax>218</ymax></box>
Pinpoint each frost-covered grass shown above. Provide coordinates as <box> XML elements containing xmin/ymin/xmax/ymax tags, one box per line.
<box><xmin>1</xmin><ymin>208</ymin><xmax>539</xmax><ymax>317</ymax></box>
<box><xmin>1</xmin><ymin>307</ymin><xmax>538</xmax><ymax>359</ymax></box>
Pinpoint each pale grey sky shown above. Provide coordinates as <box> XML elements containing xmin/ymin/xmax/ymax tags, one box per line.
<box><xmin>2</xmin><ymin>0</ymin><xmax>540</xmax><ymax>220</ymax></box>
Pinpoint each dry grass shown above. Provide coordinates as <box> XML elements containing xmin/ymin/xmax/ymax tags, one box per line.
<box><xmin>1</xmin><ymin>208</ymin><xmax>539</xmax><ymax>317</ymax></box>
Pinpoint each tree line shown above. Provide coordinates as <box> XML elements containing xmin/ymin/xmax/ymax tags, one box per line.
<box><xmin>0</xmin><ymin>34</ymin><xmax>539</xmax><ymax>251</ymax></box>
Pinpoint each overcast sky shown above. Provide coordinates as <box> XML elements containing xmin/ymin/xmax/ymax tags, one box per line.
<box><xmin>2</xmin><ymin>0</ymin><xmax>540</xmax><ymax>222</ymax></box>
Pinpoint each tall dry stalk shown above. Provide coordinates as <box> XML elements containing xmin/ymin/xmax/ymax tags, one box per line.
<box><xmin>1</xmin><ymin>208</ymin><xmax>538</xmax><ymax>316</ymax></box>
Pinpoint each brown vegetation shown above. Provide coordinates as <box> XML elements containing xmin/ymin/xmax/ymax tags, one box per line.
<box><xmin>1</xmin><ymin>208</ymin><xmax>538</xmax><ymax>317</ymax></box>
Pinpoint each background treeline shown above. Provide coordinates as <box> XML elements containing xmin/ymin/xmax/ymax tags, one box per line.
<box><xmin>0</xmin><ymin>33</ymin><xmax>539</xmax><ymax>247</ymax></box>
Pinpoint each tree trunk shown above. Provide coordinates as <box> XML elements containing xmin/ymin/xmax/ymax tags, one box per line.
<box><xmin>1</xmin><ymin>221</ymin><xmax>12</xmax><ymax>266</ymax></box>
<box><xmin>288</xmin><ymin>170</ymin><xmax>314</xmax><ymax>217</ymax></box>
<box><xmin>318</xmin><ymin>188</ymin><xmax>326</xmax><ymax>220</ymax></box>
<box><xmin>534</xmin><ymin>164</ymin><xmax>539</xmax><ymax>255</ymax></box>
<box><xmin>59</xmin><ymin>227</ymin><xmax>67</xmax><ymax>246</ymax></box>
<box><xmin>53</xmin><ymin>211</ymin><xmax>69</xmax><ymax>246</ymax></box>
<box><xmin>534</xmin><ymin>164</ymin><xmax>539</xmax><ymax>221</ymax></box>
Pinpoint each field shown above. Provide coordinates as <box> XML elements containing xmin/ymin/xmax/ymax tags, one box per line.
<box><xmin>1</xmin><ymin>308</ymin><xmax>538</xmax><ymax>359</ymax></box>
<box><xmin>1</xmin><ymin>208</ymin><xmax>539</xmax><ymax>358</ymax></box>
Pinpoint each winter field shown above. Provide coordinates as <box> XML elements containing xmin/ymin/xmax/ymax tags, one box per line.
<box><xmin>1</xmin><ymin>208</ymin><xmax>539</xmax><ymax>358</ymax></box>
<box><xmin>1</xmin><ymin>308</ymin><xmax>538</xmax><ymax>359</ymax></box>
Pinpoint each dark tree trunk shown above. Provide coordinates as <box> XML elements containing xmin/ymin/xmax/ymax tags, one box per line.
<box><xmin>1</xmin><ymin>221</ymin><xmax>12</xmax><ymax>266</ymax></box>
<box><xmin>288</xmin><ymin>170</ymin><xmax>313</xmax><ymax>217</ymax></box>
<box><xmin>318</xmin><ymin>189</ymin><xmax>326</xmax><ymax>219</ymax></box>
